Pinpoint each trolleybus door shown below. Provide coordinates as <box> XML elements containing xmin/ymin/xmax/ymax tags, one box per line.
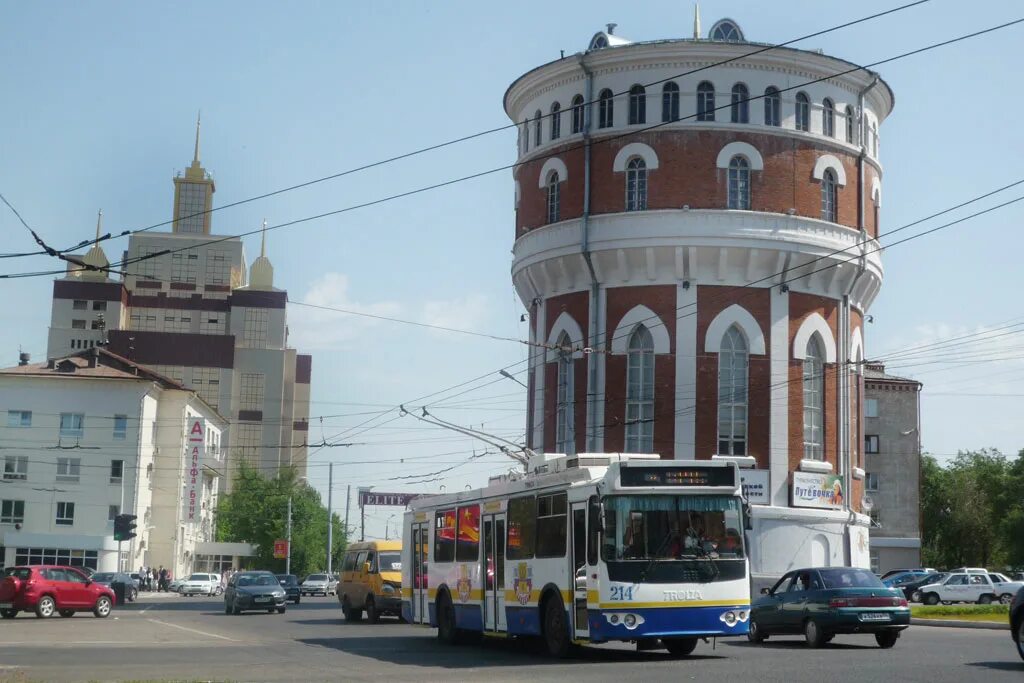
<box><xmin>481</xmin><ymin>512</ymin><xmax>507</xmax><ymax>632</ymax></box>
<box><xmin>411</xmin><ymin>522</ymin><xmax>429</xmax><ymax>625</ymax></box>
<box><xmin>571</xmin><ymin>502</ymin><xmax>590</xmax><ymax>639</ymax></box>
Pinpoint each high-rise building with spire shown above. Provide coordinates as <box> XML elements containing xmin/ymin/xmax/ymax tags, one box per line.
<box><xmin>45</xmin><ymin>120</ymin><xmax>312</xmax><ymax>488</ymax></box>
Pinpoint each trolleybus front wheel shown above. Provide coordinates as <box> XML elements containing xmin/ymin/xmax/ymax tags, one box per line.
<box><xmin>542</xmin><ymin>593</ymin><xmax>571</xmax><ymax>658</ymax></box>
<box><xmin>663</xmin><ymin>637</ymin><xmax>698</xmax><ymax>657</ymax></box>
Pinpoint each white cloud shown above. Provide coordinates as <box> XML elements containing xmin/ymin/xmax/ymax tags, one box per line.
<box><xmin>288</xmin><ymin>272</ymin><xmax>402</xmax><ymax>350</ymax></box>
<box><xmin>420</xmin><ymin>293</ymin><xmax>489</xmax><ymax>334</ymax></box>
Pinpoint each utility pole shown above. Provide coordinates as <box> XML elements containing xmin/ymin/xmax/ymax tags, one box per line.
<box><xmin>326</xmin><ymin>462</ymin><xmax>333</xmax><ymax>574</ymax></box>
<box><xmin>285</xmin><ymin>496</ymin><xmax>293</xmax><ymax>575</ymax></box>
<box><xmin>344</xmin><ymin>484</ymin><xmax>351</xmax><ymax>541</ymax></box>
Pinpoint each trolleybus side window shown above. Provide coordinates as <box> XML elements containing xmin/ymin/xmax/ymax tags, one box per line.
<box><xmin>456</xmin><ymin>504</ymin><xmax>481</xmax><ymax>561</ymax></box>
<box><xmin>507</xmin><ymin>495</ymin><xmax>536</xmax><ymax>559</ymax></box>
<box><xmin>587</xmin><ymin>496</ymin><xmax>600</xmax><ymax>565</ymax></box>
<box><xmin>434</xmin><ymin>509</ymin><xmax>456</xmax><ymax>562</ymax></box>
<box><xmin>536</xmin><ymin>492</ymin><xmax>568</xmax><ymax>558</ymax></box>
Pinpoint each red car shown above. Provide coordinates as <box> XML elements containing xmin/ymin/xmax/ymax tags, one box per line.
<box><xmin>0</xmin><ymin>566</ymin><xmax>116</xmax><ymax>619</ymax></box>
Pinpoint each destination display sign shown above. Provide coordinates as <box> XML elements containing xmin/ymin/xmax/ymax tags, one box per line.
<box><xmin>620</xmin><ymin>465</ymin><xmax>735</xmax><ymax>488</ymax></box>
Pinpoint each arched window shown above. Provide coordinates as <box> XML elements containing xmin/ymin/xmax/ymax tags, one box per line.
<box><xmin>871</xmin><ymin>122</ymin><xmax>879</xmax><ymax>157</ymax></box>
<box><xmin>625</xmin><ymin>157</ymin><xmax>647</xmax><ymax>212</ymax></box>
<box><xmin>795</xmin><ymin>92</ymin><xmax>810</xmax><ymax>132</ymax></box>
<box><xmin>625</xmin><ymin>325</ymin><xmax>654</xmax><ymax>453</ymax></box>
<box><xmin>598</xmin><ymin>89</ymin><xmax>614</xmax><ymax>129</ymax></box>
<box><xmin>533</xmin><ymin>110</ymin><xmax>542</xmax><ymax>147</ymax></box>
<box><xmin>803</xmin><ymin>335</ymin><xmax>825</xmax><ymax>460</ymax></box>
<box><xmin>727</xmin><ymin>156</ymin><xmax>751</xmax><ymax>210</ymax></box>
<box><xmin>697</xmin><ymin>81</ymin><xmax>715</xmax><ymax>122</ymax></box>
<box><xmin>845</xmin><ymin>105</ymin><xmax>855</xmax><ymax>144</ymax></box>
<box><xmin>731</xmin><ymin>83</ymin><xmax>749</xmax><ymax>124</ymax></box>
<box><xmin>629</xmin><ymin>84</ymin><xmax>646</xmax><ymax>125</ymax></box>
<box><xmin>717</xmin><ymin>325</ymin><xmax>748</xmax><ymax>456</ymax></box>
<box><xmin>822</xmin><ymin>98</ymin><xmax>835</xmax><ymax>138</ymax></box>
<box><xmin>546</xmin><ymin>171</ymin><xmax>560</xmax><ymax>224</ymax></box>
<box><xmin>555</xmin><ymin>332</ymin><xmax>574</xmax><ymax>453</ymax></box>
<box><xmin>821</xmin><ymin>169</ymin><xmax>838</xmax><ymax>222</ymax></box>
<box><xmin>571</xmin><ymin>94</ymin><xmax>585</xmax><ymax>134</ymax></box>
<box><xmin>662</xmin><ymin>82</ymin><xmax>680</xmax><ymax>122</ymax></box>
<box><xmin>764</xmin><ymin>87</ymin><xmax>781</xmax><ymax>127</ymax></box>
<box><xmin>710</xmin><ymin>20</ymin><xmax>744</xmax><ymax>42</ymax></box>
<box><xmin>550</xmin><ymin>102</ymin><xmax>561</xmax><ymax>141</ymax></box>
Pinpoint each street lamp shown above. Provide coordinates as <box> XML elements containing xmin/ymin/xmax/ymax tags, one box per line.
<box><xmin>498</xmin><ymin>369</ymin><xmax>528</xmax><ymax>389</ymax></box>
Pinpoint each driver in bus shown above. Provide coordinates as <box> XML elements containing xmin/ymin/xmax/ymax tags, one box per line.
<box><xmin>684</xmin><ymin>512</ymin><xmax>706</xmax><ymax>552</ymax></box>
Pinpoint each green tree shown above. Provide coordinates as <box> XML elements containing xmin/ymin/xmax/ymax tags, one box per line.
<box><xmin>215</xmin><ymin>465</ymin><xmax>347</xmax><ymax>576</ymax></box>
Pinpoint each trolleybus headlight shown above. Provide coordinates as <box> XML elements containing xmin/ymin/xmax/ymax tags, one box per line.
<box><xmin>720</xmin><ymin>610</ymin><xmax>738</xmax><ymax>626</ymax></box>
<box><xmin>382</xmin><ymin>584</ymin><xmax>396</xmax><ymax>594</ymax></box>
<box><xmin>737</xmin><ymin>610</ymin><xmax>748</xmax><ymax>622</ymax></box>
<box><xmin>609</xmin><ymin>614</ymin><xmax>620</xmax><ymax>624</ymax></box>
<box><xmin>623</xmin><ymin>614</ymin><xmax>636</xmax><ymax>628</ymax></box>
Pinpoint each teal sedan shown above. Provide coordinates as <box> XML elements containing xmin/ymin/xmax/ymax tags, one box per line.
<box><xmin>749</xmin><ymin>567</ymin><xmax>910</xmax><ymax>648</ymax></box>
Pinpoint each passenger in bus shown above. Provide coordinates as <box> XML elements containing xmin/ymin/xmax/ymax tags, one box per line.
<box><xmin>719</xmin><ymin>529</ymin><xmax>742</xmax><ymax>555</ymax></box>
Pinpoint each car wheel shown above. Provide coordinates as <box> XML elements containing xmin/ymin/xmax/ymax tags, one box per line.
<box><xmin>1017</xmin><ymin>619</ymin><xmax>1024</xmax><ymax>662</ymax></box>
<box><xmin>365</xmin><ymin>596</ymin><xmax>380</xmax><ymax>624</ymax></box>
<box><xmin>436</xmin><ymin>592</ymin><xmax>458</xmax><ymax>645</ymax></box>
<box><xmin>232</xmin><ymin>600</ymin><xmax>242</xmax><ymax>615</ymax></box>
<box><xmin>999</xmin><ymin>593</ymin><xmax>1014</xmax><ymax>605</ymax></box>
<box><xmin>277</xmin><ymin>606</ymin><xmax>286</xmax><ymax>614</ymax></box>
<box><xmin>978</xmin><ymin>594</ymin><xmax>993</xmax><ymax>605</ymax></box>
<box><xmin>0</xmin><ymin>608</ymin><xmax>17</xmax><ymax>619</ymax></box>
<box><xmin>35</xmin><ymin>595</ymin><xmax>56</xmax><ymax>619</ymax></box>
<box><xmin>911</xmin><ymin>590</ymin><xmax>922</xmax><ymax>603</ymax></box>
<box><xmin>803</xmin><ymin>619</ymin><xmax>825</xmax><ymax>649</ymax></box>
<box><xmin>295</xmin><ymin>597</ymin><xmax>301</xmax><ymax>604</ymax></box>
<box><xmin>663</xmin><ymin>637</ymin><xmax>698</xmax><ymax>656</ymax></box>
<box><xmin>747</xmin><ymin>618</ymin><xmax>767</xmax><ymax>643</ymax></box>
<box><xmin>93</xmin><ymin>596</ymin><xmax>112</xmax><ymax>618</ymax></box>
<box><xmin>875</xmin><ymin>631</ymin><xmax>899</xmax><ymax>649</ymax></box>
<box><xmin>924</xmin><ymin>593</ymin><xmax>940</xmax><ymax>606</ymax></box>
<box><xmin>343</xmin><ymin>597</ymin><xmax>362</xmax><ymax>623</ymax></box>
<box><xmin>267</xmin><ymin>608</ymin><xmax>275</xmax><ymax>614</ymax></box>
<box><xmin>542</xmin><ymin>593</ymin><xmax>571</xmax><ymax>658</ymax></box>
<box><xmin>59</xmin><ymin>610</ymin><xmax>75</xmax><ymax>618</ymax></box>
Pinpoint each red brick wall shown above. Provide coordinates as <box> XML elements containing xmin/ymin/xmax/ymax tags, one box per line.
<box><xmin>787</xmin><ymin>293</ymin><xmax>840</xmax><ymax>473</ymax></box>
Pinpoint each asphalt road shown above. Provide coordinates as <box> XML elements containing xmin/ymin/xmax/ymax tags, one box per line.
<box><xmin>0</xmin><ymin>593</ymin><xmax>1020</xmax><ymax>682</ymax></box>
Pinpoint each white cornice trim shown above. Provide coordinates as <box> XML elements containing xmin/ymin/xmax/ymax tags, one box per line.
<box><xmin>812</xmin><ymin>154</ymin><xmax>847</xmax><ymax>186</ymax></box>
<box><xmin>538</xmin><ymin>158</ymin><xmax>568</xmax><ymax>188</ymax></box>
<box><xmin>609</xmin><ymin>304</ymin><xmax>671</xmax><ymax>354</ymax></box>
<box><xmin>793</xmin><ymin>311</ymin><xmax>838</xmax><ymax>363</ymax></box>
<box><xmin>716</xmin><ymin>141</ymin><xmax>764</xmax><ymax>171</ymax></box>
<box><xmin>613</xmin><ymin>142</ymin><xmax>660</xmax><ymax>172</ymax></box>
<box><xmin>704</xmin><ymin>303</ymin><xmax>767</xmax><ymax>355</ymax></box>
<box><xmin>546</xmin><ymin>311</ymin><xmax>585</xmax><ymax>362</ymax></box>
<box><xmin>799</xmin><ymin>459</ymin><xmax>834</xmax><ymax>473</ymax></box>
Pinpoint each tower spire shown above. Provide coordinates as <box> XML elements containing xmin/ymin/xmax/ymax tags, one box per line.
<box><xmin>193</xmin><ymin>111</ymin><xmax>201</xmax><ymax>165</ymax></box>
<box><xmin>95</xmin><ymin>209</ymin><xmax>102</xmax><ymax>244</ymax></box>
<box><xmin>260</xmin><ymin>218</ymin><xmax>267</xmax><ymax>258</ymax></box>
<box><xmin>693</xmin><ymin>2</ymin><xmax>701</xmax><ymax>39</ymax></box>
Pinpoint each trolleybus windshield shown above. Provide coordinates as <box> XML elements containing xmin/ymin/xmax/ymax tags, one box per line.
<box><xmin>602</xmin><ymin>495</ymin><xmax>745</xmax><ymax>562</ymax></box>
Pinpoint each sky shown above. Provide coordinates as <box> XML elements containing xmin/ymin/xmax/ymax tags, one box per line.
<box><xmin>2</xmin><ymin>1</ymin><xmax>1023</xmax><ymax>541</ymax></box>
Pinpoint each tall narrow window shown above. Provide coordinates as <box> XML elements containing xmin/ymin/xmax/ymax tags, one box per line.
<box><xmin>571</xmin><ymin>94</ymin><xmax>585</xmax><ymax>134</ymax></box>
<box><xmin>628</xmin><ymin>84</ymin><xmax>646</xmax><ymax>125</ymax></box>
<box><xmin>821</xmin><ymin>169</ymin><xmax>838</xmax><ymax>222</ymax></box>
<box><xmin>625</xmin><ymin>157</ymin><xmax>647</xmax><ymax>211</ymax></box>
<box><xmin>550</xmin><ymin>102</ymin><xmax>561</xmax><ymax>140</ymax></box>
<box><xmin>764</xmin><ymin>87</ymin><xmax>781</xmax><ymax>126</ymax></box>
<box><xmin>871</xmin><ymin>122</ymin><xmax>879</xmax><ymax>157</ymax></box>
<box><xmin>845</xmin><ymin>105</ymin><xmax>855</xmax><ymax>143</ymax></box>
<box><xmin>533</xmin><ymin>110</ymin><xmax>542</xmax><ymax>147</ymax></box>
<box><xmin>727</xmin><ymin>156</ymin><xmax>751</xmax><ymax>210</ymax></box>
<box><xmin>803</xmin><ymin>335</ymin><xmax>825</xmax><ymax>460</ymax></box>
<box><xmin>697</xmin><ymin>81</ymin><xmax>715</xmax><ymax>121</ymax></box>
<box><xmin>822</xmin><ymin>98</ymin><xmax>835</xmax><ymax>137</ymax></box>
<box><xmin>625</xmin><ymin>326</ymin><xmax>655</xmax><ymax>453</ymax></box>
<box><xmin>546</xmin><ymin>172</ymin><xmax>560</xmax><ymax>224</ymax></box>
<box><xmin>730</xmin><ymin>83</ymin><xmax>749</xmax><ymax>123</ymax></box>
<box><xmin>795</xmin><ymin>92</ymin><xmax>810</xmax><ymax>132</ymax></box>
<box><xmin>662</xmin><ymin>82</ymin><xmax>680</xmax><ymax>122</ymax></box>
<box><xmin>521</xmin><ymin>120</ymin><xmax>528</xmax><ymax>153</ymax></box>
<box><xmin>555</xmin><ymin>332</ymin><xmax>574</xmax><ymax>453</ymax></box>
<box><xmin>717</xmin><ymin>326</ymin><xmax>749</xmax><ymax>455</ymax></box>
<box><xmin>598</xmin><ymin>89</ymin><xmax>614</xmax><ymax>128</ymax></box>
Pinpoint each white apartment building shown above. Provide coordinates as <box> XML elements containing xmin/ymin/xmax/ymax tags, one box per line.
<box><xmin>45</xmin><ymin>120</ymin><xmax>312</xmax><ymax>487</ymax></box>
<box><xmin>0</xmin><ymin>348</ymin><xmax>225</xmax><ymax>575</ymax></box>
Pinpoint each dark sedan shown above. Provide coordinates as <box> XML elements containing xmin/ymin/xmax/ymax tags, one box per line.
<box><xmin>90</xmin><ymin>572</ymin><xmax>138</xmax><ymax>602</ymax></box>
<box><xmin>1011</xmin><ymin>585</ymin><xmax>1024</xmax><ymax>662</ymax></box>
<box><xmin>749</xmin><ymin>567</ymin><xmax>910</xmax><ymax>648</ymax></box>
<box><xmin>224</xmin><ymin>571</ymin><xmax>286</xmax><ymax>615</ymax></box>
<box><xmin>275</xmin><ymin>574</ymin><xmax>301</xmax><ymax>604</ymax></box>
<box><xmin>902</xmin><ymin>572</ymin><xmax>947</xmax><ymax>602</ymax></box>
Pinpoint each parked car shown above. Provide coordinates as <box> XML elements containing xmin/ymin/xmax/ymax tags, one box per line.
<box><xmin>224</xmin><ymin>571</ymin><xmax>286</xmax><ymax>615</ymax></box>
<box><xmin>338</xmin><ymin>540</ymin><xmax>403</xmax><ymax>623</ymax></box>
<box><xmin>918</xmin><ymin>571</ymin><xmax>1000</xmax><ymax>605</ymax></box>
<box><xmin>987</xmin><ymin>573</ymin><xmax>1024</xmax><ymax>604</ymax></box>
<box><xmin>882</xmin><ymin>570</ymin><xmax>933</xmax><ymax>589</ymax></box>
<box><xmin>0</xmin><ymin>565</ymin><xmax>116</xmax><ymax>619</ymax></box>
<box><xmin>1010</xmin><ymin>585</ymin><xmax>1024</xmax><ymax>662</ymax></box>
<box><xmin>301</xmin><ymin>573</ymin><xmax>335</xmax><ymax>597</ymax></box>
<box><xmin>276</xmin><ymin>574</ymin><xmax>301</xmax><ymax>604</ymax></box>
<box><xmin>168</xmin><ymin>577</ymin><xmax>183</xmax><ymax>593</ymax></box>
<box><xmin>180</xmin><ymin>573</ymin><xmax>222</xmax><ymax>597</ymax></box>
<box><xmin>878</xmin><ymin>567</ymin><xmax>937</xmax><ymax>581</ymax></box>
<box><xmin>903</xmin><ymin>573</ymin><xmax>947</xmax><ymax>602</ymax></box>
<box><xmin>90</xmin><ymin>572</ymin><xmax>138</xmax><ymax>602</ymax></box>
<box><xmin>748</xmin><ymin>567</ymin><xmax>909</xmax><ymax>648</ymax></box>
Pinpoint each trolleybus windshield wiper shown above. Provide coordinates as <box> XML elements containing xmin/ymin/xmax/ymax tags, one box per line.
<box><xmin>639</xmin><ymin>532</ymin><xmax>675</xmax><ymax>582</ymax></box>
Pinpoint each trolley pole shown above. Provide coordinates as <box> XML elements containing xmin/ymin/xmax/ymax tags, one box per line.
<box><xmin>326</xmin><ymin>462</ymin><xmax>333</xmax><ymax>574</ymax></box>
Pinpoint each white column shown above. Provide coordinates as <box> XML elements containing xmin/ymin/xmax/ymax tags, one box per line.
<box><xmin>531</xmin><ymin>300</ymin><xmax>547</xmax><ymax>450</ymax></box>
<box><xmin>674</xmin><ymin>283</ymin><xmax>698</xmax><ymax>459</ymax></box>
<box><xmin>592</xmin><ymin>287</ymin><xmax>607</xmax><ymax>452</ymax></box>
<box><xmin>769</xmin><ymin>290</ymin><xmax>790</xmax><ymax>506</ymax></box>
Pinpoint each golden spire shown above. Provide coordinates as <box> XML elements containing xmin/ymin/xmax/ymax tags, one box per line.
<box><xmin>193</xmin><ymin>111</ymin><xmax>201</xmax><ymax>166</ymax></box>
<box><xmin>260</xmin><ymin>218</ymin><xmax>267</xmax><ymax>258</ymax></box>
<box><xmin>693</xmin><ymin>2</ymin><xmax>701</xmax><ymax>39</ymax></box>
<box><xmin>94</xmin><ymin>209</ymin><xmax>102</xmax><ymax>244</ymax></box>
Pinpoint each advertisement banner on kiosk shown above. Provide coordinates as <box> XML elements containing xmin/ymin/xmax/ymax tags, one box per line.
<box><xmin>791</xmin><ymin>471</ymin><xmax>845</xmax><ymax>509</ymax></box>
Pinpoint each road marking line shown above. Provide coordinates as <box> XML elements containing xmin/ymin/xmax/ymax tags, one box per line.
<box><xmin>146</xmin><ymin>618</ymin><xmax>238</xmax><ymax>642</ymax></box>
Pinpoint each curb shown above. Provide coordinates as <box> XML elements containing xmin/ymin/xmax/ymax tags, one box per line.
<box><xmin>911</xmin><ymin>617</ymin><xmax>1009</xmax><ymax>631</ymax></box>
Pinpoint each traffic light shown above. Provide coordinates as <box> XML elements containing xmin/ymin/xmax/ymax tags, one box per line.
<box><xmin>113</xmin><ymin>514</ymin><xmax>137</xmax><ymax>541</ymax></box>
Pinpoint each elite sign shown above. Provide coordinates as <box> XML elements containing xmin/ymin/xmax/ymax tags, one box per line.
<box><xmin>358</xmin><ymin>491</ymin><xmax>419</xmax><ymax>507</ymax></box>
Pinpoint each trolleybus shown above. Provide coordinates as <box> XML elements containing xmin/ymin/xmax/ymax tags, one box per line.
<box><xmin>401</xmin><ymin>453</ymin><xmax>751</xmax><ymax>657</ymax></box>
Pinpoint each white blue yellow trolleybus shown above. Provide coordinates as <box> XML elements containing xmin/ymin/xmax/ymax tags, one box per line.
<box><xmin>401</xmin><ymin>453</ymin><xmax>751</xmax><ymax>657</ymax></box>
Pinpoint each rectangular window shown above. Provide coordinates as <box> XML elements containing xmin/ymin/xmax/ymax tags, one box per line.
<box><xmin>113</xmin><ymin>415</ymin><xmax>127</xmax><ymax>440</ymax></box>
<box><xmin>108</xmin><ymin>505</ymin><xmax>119</xmax><ymax>521</ymax></box>
<box><xmin>3</xmin><ymin>456</ymin><xmax>27</xmax><ymax>481</ymax></box>
<box><xmin>92</xmin><ymin>301</ymin><xmax>107</xmax><ymax>311</ymax></box>
<box><xmin>170</xmin><ymin>249</ymin><xmax>199</xmax><ymax>283</ymax></box>
<box><xmin>455</xmin><ymin>505</ymin><xmax>480</xmax><ymax>562</ymax></box>
<box><xmin>56</xmin><ymin>457</ymin><xmax>81</xmax><ymax>482</ymax></box>
<box><xmin>7</xmin><ymin>410</ymin><xmax>31</xmax><ymax>427</ymax></box>
<box><xmin>59</xmin><ymin>413</ymin><xmax>84</xmax><ymax>438</ymax></box>
<box><xmin>56</xmin><ymin>502</ymin><xmax>75</xmax><ymax>526</ymax></box>
<box><xmin>110</xmin><ymin>460</ymin><xmax>124</xmax><ymax>484</ymax></box>
<box><xmin>864</xmin><ymin>398</ymin><xmax>878</xmax><ymax>418</ymax></box>
<box><xmin>866</xmin><ymin>472</ymin><xmax>879</xmax><ymax>491</ymax></box>
<box><xmin>71</xmin><ymin>320</ymin><xmax>86</xmax><ymax>329</ymax></box>
<box><xmin>865</xmin><ymin>435</ymin><xmax>880</xmax><ymax>454</ymax></box>
<box><xmin>535</xmin><ymin>492</ymin><xmax>567</xmax><ymax>558</ymax></box>
<box><xmin>238</xmin><ymin>373</ymin><xmax>265</xmax><ymax>412</ymax></box>
<box><xmin>1</xmin><ymin>499</ymin><xmax>25</xmax><ymax>524</ymax></box>
<box><xmin>205</xmin><ymin>250</ymin><xmax>232</xmax><ymax>285</ymax></box>
<box><xmin>234</xmin><ymin>423</ymin><xmax>262</xmax><ymax>468</ymax></box>
<box><xmin>868</xmin><ymin>508</ymin><xmax>881</xmax><ymax>527</ymax></box>
<box><xmin>90</xmin><ymin>319</ymin><xmax>103</xmax><ymax>330</ymax></box>
<box><xmin>434</xmin><ymin>509</ymin><xmax>456</xmax><ymax>563</ymax></box>
<box><xmin>242</xmin><ymin>308</ymin><xmax>269</xmax><ymax>348</ymax></box>
<box><xmin>72</xmin><ymin>300</ymin><xmax>88</xmax><ymax>310</ymax></box>
<box><xmin>506</xmin><ymin>496</ymin><xmax>536</xmax><ymax>560</ymax></box>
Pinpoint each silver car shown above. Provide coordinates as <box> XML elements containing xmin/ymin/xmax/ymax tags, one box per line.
<box><xmin>301</xmin><ymin>573</ymin><xmax>335</xmax><ymax>596</ymax></box>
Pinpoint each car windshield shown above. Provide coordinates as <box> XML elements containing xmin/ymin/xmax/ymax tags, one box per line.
<box><xmin>602</xmin><ymin>495</ymin><xmax>745</xmax><ymax>561</ymax></box>
<box><xmin>188</xmin><ymin>574</ymin><xmax>209</xmax><ymax>581</ymax></box>
<box><xmin>379</xmin><ymin>553</ymin><xmax>401</xmax><ymax>571</ymax></box>
<box><xmin>237</xmin><ymin>574</ymin><xmax>277</xmax><ymax>587</ymax></box>
<box><xmin>277</xmin><ymin>575</ymin><xmax>298</xmax><ymax>585</ymax></box>
<box><xmin>91</xmin><ymin>573</ymin><xmax>116</xmax><ymax>582</ymax></box>
<box><xmin>306</xmin><ymin>574</ymin><xmax>327</xmax><ymax>581</ymax></box>
<box><xmin>818</xmin><ymin>568</ymin><xmax>885</xmax><ymax>589</ymax></box>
